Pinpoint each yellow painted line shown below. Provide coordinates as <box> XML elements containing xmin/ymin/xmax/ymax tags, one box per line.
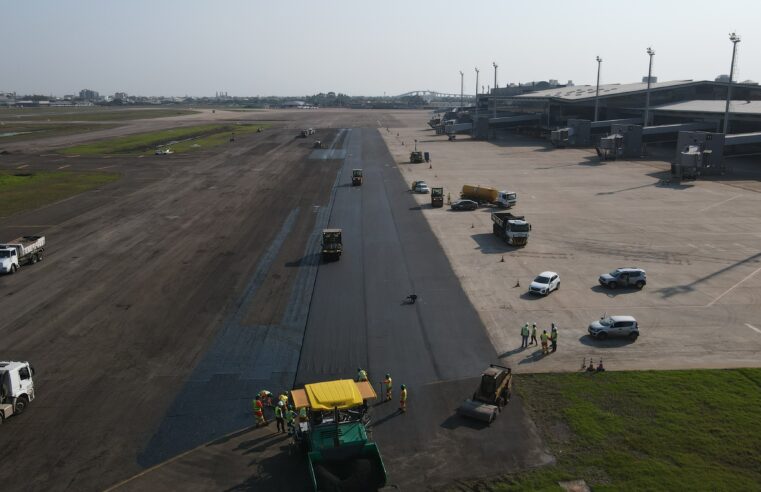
<box><xmin>707</xmin><ymin>265</ymin><xmax>761</xmax><ymax>307</ymax></box>
<box><xmin>102</xmin><ymin>424</ymin><xmax>258</xmax><ymax>491</ymax></box>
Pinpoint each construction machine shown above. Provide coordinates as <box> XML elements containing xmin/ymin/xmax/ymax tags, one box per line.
<box><xmin>456</xmin><ymin>364</ymin><xmax>512</xmax><ymax>424</ymax></box>
<box><xmin>430</xmin><ymin>187</ymin><xmax>444</xmax><ymax>207</ymax></box>
<box><xmin>352</xmin><ymin>169</ymin><xmax>363</xmax><ymax>186</ymax></box>
<box><xmin>291</xmin><ymin>379</ymin><xmax>387</xmax><ymax>491</ymax></box>
<box><xmin>321</xmin><ymin>229</ymin><xmax>342</xmax><ymax>261</ymax></box>
<box><xmin>409</xmin><ymin>151</ymin><xmax>424</xmax><ymax>163</ymax></box>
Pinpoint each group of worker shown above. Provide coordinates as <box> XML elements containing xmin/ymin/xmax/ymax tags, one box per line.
<box><xmin>253</xmin><ymin>389</ymin><xmax>308</xmax><ymax>432</ymax></box>
<box><xmin>520</xmin><ymin>323</ymin><xmax>558</xmax><ymax>355</ymax></box>
<box><xmin>357</xmin><ymin>368</ymin><xmax>407</xmax><ymax>413</ymax></box>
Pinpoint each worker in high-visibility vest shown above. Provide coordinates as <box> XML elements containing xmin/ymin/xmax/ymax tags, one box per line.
<box><xmin>278</xmin><ymin>392</ymin><xmax>288</xmax><ymax>406</ymax></box>
<box><xmin>253</xmin><ymin>395</ymin><xmax>267</xmax><ymax>427</ymax></box>
<box><xmin>540</xmin><ymin>330</ymin><xmax>549</xmax><ymax>355</ymax></box>
<box><xmin>285</xmin><ymin>405</ymin><xmax>296</xmax><ymax>433</ymax></box>
<box><xmin>550</xmin><ymin>324</ymin><xmax>558</xmax><ymax>353</ymax></box>
<box><xmin>383</xmin><ymin>373</ymin><xmax>393</xmax><ymax>402</ymax></box>
<box><xmin>357</xmin><ymin>367</ymin><xmax>368</xmax><ymax>382</ymax></box>
<box><xmin>298</xmin><ymin>406</ymin><xmax>308</xmax><ymax>423</ymax></box>
<box><xmin>399</xmin><ymin>384</ymin><xmax>408</xmax><ymax>413</ymax></box>
<box><xmin>274</xmin><ymin>401</ymin><xmax>285</xmax><ymax>433</ymax></box>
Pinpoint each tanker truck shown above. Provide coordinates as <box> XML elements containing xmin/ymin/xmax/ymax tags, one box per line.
<box><xmin>461</xmin><ymin>185</ymin><xmax>516</xmax><ymax>208</ymax></box>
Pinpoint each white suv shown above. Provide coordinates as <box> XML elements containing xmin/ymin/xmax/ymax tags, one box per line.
<box><xmin>529</xmin><ymin>271</ymin><xmax>559</xmax><ymax>296</ymax></box>
<box><xmin>588</xmin><ymin>315</ymin><xmax>639</xmax><ymax>340</ymax></box>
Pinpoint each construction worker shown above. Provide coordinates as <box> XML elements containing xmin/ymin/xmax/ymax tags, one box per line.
<box><xmin>258</xmin><ymin>390</ymin><xmax>273</xmax><ymax>407</ymax></box>
<box><xmin>399</xmin><ymin>384</ymin><xmax>408</xmax><ymax>413</ymax></box>
<box><xmin>278</xmin><ymin>392</ymin><xmax>289</xmax><ymax>406</ymax></box>
<box><xmin>383</xmin><ymin>373</ymin><xmax>393</xmax><ymax>402</ymax></box>
<box><xmin>298</xmin><ymin>406</ymin><xmax>308</xmax><ymax>423</ymax></box>
<box><xmin>285</xmin><ymin>405</ymin><xmax>296</xmax><ymax>433</ymax></box>
<box><xmin>540</xmin><ymin>330</ymin><xmax>549</xmax><ymax>355</ymax></box>
<box><xmin>275</xmin><ymin>401</ymin><xmax>285</xmax><ymax>433</ymax></box>
<box><xmin>357</xmin><ymin>367</ymin><xmax>368</xmax><ymax>382</ymax></box>
<box><xmin>254</xmin><ymin>395</ymin><xmax>267</xmax><ymax>427</ymax></box>
<box><xmin>520</xmin><ymin>323</ymin><xmax>530</xmax><ymax>348</ymax></box>
<box><xmin>530</xmin><ymin>323</ymin><xmax>538</xmax><ymax>346</ymax></box>
<box><xmin>550</xmin><ymin>324</ymin><xmax>558</xmax><ymax>353</ymax></box>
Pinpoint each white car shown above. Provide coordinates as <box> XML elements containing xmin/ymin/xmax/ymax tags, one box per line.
<box><xmin>588</xmin><ymin>315</ymin><xmax>639</xmax><ymax>340</ymax></box>
<box><xmin>529</xmin><ymin>271</ymin><xmax>560</xmax><ymax>296</ymax></box>
<box><xmin>414</xmin><ymin>183</ymin><xmax>430</xmax><ymax>194</ymax></box>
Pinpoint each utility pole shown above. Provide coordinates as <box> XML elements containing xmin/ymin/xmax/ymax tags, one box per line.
<box><xmin>474</xmin><ymin>67</ymin><xmax>480</xmax><ymax>137</ymax></box>
<box><xmin>644</xmin><ymin>47</ymin><xmax>655</xmax><ymax>126</ymax></box>
<box><xmin>459</xmin><ymin>70</ymin><xmax>464</xmax><ymax>107</ymax></box>
<box><xmin>594</xmin><ymin>56</ymin><xmax>602</xmax><ymax>122</ymax></box>
<box><xmin>724</xmin><ymin>32</ymin><xmax>741</xmax><ymax>134</ymax></box>
<box><xmin>492</xmin><ymin>62</ymin><xmax>498</xmax><ymax>118</ymax></box>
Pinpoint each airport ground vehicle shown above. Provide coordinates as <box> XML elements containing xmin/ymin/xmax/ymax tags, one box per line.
<box><xmin>451</xmin><ymin>199</ymin><xmax>478</xmax><ymax>211</ymax></box>
<box><xmin>457</xmin><ymin>365</ymin><xmax>512</xmax><ymax>424</ymax></box>
<box><xmin>313</xmin><ymin>140</ymin><xmax>323</xmax><ymax>148</ymax></box>
<box><xmin>0</xmin><ymin>236</ymin><xmax>45</xmax><ymax>274</ymax></box>
<box><xmin>321</xmin><ymin>229</ymin><xmax>342</xmax><ymax>261</ymax></box>
<box><xmin>155</xmin><ymin>148</ymin><xmax>174</xmax><ymax>155</ymax></box>
<box><xmin>460</xmin><ymin>185</ymin><xmax>516</xmax><ymax>208</ymax></box>
<box><xmin>431</xmin><ymin>187</ymin><xmax>443</xmax><ymax>207</ymax></box>
<box><xmin>410</xmin><ymin>151</ymin><xmax>424</xmax><ymax>163</ymax></box>
<box><xmin>599</xmin><ymin>268</ymin><xmax>647</xmax><ymax>290</ymax></box>
<box><xmin>0</xmin><ymin>361</ymin><xmax>36</xmax><ymax>423</ymax></box>
<box><xmin>491</xmin><ymin>212</ymin><xmax>530</xmax><ymax>246</ymax></box>
<box><xmin>352</xmin><ymin>169</ymin><xmax>363</xmax><ymax>186</ymax></box>
<box><xmin>529</xmin><ymin>271</ymin><xmax>560</xmax><ymax>296</ymax></box>
<box><xmin>588</xmin><ymin>315</ymin><xmax>639</xmax><ymax>340</ymax></box>
<box><xmin>290</xmin><ymin>379</ymin><xmax>387</xmax><ymax>491</ymax></box>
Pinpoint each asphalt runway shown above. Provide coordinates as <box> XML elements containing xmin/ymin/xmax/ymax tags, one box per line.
<box><xmin>294</xmin><ymin>128</ymin><xmax>551</xmax><ymax>489</ymax></box>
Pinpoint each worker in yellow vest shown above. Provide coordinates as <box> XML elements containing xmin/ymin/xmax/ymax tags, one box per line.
<box><xmin>357</xmin><ymin>367</ymin><xmax>368</xmax><ymax>382</ymax></box>
<box><xmin>399</xmin><ymin>384</ymin><xmax>408</xmax><ymax>413</ymax></box>
<box><xmin>383</xmin><ymin>373</ymin><xmax>393</xmax><ymax>402</ymax></box>
<box><xmin>540</xmin><ymin>330</ymin><xmax>549</xmax><ymax>355</ymax></box>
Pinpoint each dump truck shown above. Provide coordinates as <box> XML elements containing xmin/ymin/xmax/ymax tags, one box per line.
<box><xmin>491</xmin><ymin>212</ymin><xmax>530</xmax><ymax>246</ymax></box>
<box><xmin>409</xmin><ymin>151</ymin><xmax>424</xmax><ymax>163</ymax></box>
<box><xmin>321</xmin><ymin>229</ymin><xmax>342</xmax><ymax>261</ymax></box>
<box><xmin>431</xmin><ymin>187</ymin><xmax>444</xmax><ymax>207</ymax></box>
<box><xmin>352</xmin><ymin>169</ymin><xmax>363</xmax><ymax>186</ymax></box>
<box><xmin>0</xmin><ymin>236</ymin><xmax>45</xmax><ymax>275</ymax></box>
<box><xmin>0</xmin><ymin>361</ymin><xmax>36</xmax><ymax>423</ymax></box>
<box><xmin>291</xmin><ymin>379</ymin><xmax>387</xmax><ymax>491</ymax></box>
<box><xmin>457</xmin><ymin>365</ymin><xmax>512</xmax><ymax>424</ymax></box>
<box><xmin>461</xmin><ymin>185</ymin><xmax>516</xmax><ymax>208</ymax></box>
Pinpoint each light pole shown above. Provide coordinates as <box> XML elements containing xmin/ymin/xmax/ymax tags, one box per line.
<box><xmin>644</xmin><ymin>47</ymin><xmax>655</xmax><ymax>126</ymax></box>
<box><xmin>492</xmin><ymin>62</ymin><xmax>498</xmax><ymax>118</ymax></box>
<box><xmin>474</xmin><ymin>67</ymin><xmax>480</xmax><ymax>137</ymax></box>
<box><xmin>459</xmin><ymin>70</ymin><xmax>464</xmax><ymax>107</ymax></box>
<box><xmin>724</xmin><ymin>32</ymin><xmax>741</xmax><ymax>134</ymax></box>
<box><xmin>594</xmin><ymin>56</ymin><xmax>602</xmax><ymax>122</ymax></box>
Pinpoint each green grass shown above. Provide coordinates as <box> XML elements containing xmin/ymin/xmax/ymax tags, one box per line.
<box><xmin>0</xmin><ymin>123</ymin><xmax>118</xmax><ymax>143</ymax></box>
<box><xmin>471</xmin><ymin>369</ymin><xmax>761</xmax><ymax>491</ymax></box>
<box><xmin>0</xmin><ymin>108</ymin><xmax>198</xmax><ymax>122</ymax></box>
<box><xmin>59</xmin><ymin>123</ymin><xmax>269</xmax><ymax>155</ymax></box>
<box><xmin>0</xmin><ymin>170</ymin><xmax>120</xmax><ymax>217</ymax></box>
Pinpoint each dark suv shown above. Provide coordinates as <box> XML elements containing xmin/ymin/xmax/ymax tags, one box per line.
<box><xmin>599</xmin><ymin>267</ymin><xmax>646</xmax><ymax>290</ymax></box>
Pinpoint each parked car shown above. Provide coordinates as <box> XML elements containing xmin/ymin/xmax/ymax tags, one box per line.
<box><xmin>451</xmin><ymin>199</ymin><xmax>478</xmax><ymax>211</ymax></box>
<box><xmin>414</xmin><ymin>183</ymin><xmax>430</xmax><ymax>194</ymax></box>
<box><xmin>529</xmin><ymin>271</ymin><xmax>560</xmax><ymax>296</ymax></box>
<box><xmin>588</xmin><ymin>315</ymin><xmax>639</xmax><ymax>340</ymax></box>
<box><xmin>599</xmin><ymin>267</ymin><xmax>647</xmax><ymax>289</ymax></box>
<box><xmin>411</xmin><ymin>180</ymin><xmax>427</xmax><ymax>191</ymax></box>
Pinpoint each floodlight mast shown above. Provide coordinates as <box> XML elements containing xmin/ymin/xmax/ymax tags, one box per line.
<box><xmin>492</xmin><ymin>62</ymin><xmax>498</xmax><ymax>118</ymax></box>
<box><xmin>724</xmin><ymin>32</ymin><xmax>741</xmax><ymax>134</ymax></box>
<box><xmin>474</xmin><ymin>67</ymin><xmax>480</xmax><ymax>137</ymax></box>
<box><xmin>594</xmin><ymin>56</ymin><xmax>603</xmax><ymax>122</ymax></box>
<box><xmin>643</xmin><ymin>47</ymin><xmax>655</xmax><ymax>126</ymax></box>
<box><xmin>459</xmin><ymin>70</ymin><xmax>464</xmax><ymax>107</ymax></box>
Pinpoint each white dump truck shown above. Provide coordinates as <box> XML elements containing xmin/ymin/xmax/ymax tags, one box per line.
<box><xmin>0</xmin><ymin>361</ymin><xmax>36</xmax><ymax>423</ymax></box>
<box><xmin>0</xmin><ymin>236</ymin><xmax>45</xmax><ymax>274</ymax></box>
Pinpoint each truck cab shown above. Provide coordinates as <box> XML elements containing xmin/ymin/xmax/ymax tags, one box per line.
<box><xmin>321</xmin><ymin>229</ymin><xmax>343</xmax><ymax>261</ymax></box>
<box><xmin>0</xmin><ymin>361</ymin><xmax>36</xmax><ymax>422</ymax></box>
<box><xmin>430</xmin><ymin>187</ymin><xmax>444</xmax><ymax>207</ymax></box>
<box><xmin>497</xmin><ymin>191</ymin><xmax>517</xmax><ymax>208</ymax></box>
<box><xmin>0</xmin><ymin>248</ymin><xmax>19</xmax><ymax>274</ymax></box>
<box><xmin>351</xmin><ymin>169</ymin><xmax>363</xmax><ymax>186</ymax></box>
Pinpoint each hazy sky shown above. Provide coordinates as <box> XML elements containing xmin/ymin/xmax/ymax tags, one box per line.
<box><xmin>3</xmin><ymin>0</ymin><xmax>760</xmax><ymax>97</ymax></box>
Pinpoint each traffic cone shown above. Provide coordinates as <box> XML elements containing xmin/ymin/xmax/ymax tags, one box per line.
<box><xmin>514</xmin><ymin>280</ymin><xmax>520</xmax><ymax>287</ymax></box>
<box><xmin>471</xmin><ymin>223</ymin><xmax>474</xmax><ymax>228</ymax></box>
<box><xmin>500</xmin><ymin>255</ymin><xmax>505</xmax><ymax>262</ymax></box>
<box><xmin>429</xmin><ymin>164</ymin><xmax>432</xmax><ymax>169</ymax></box>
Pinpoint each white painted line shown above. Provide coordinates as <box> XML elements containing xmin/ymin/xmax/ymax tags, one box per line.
<box><xmin>746</xmin><ymin>323</ymin><xmax>761</xmax><ymax>334</ymax></box>
<box><xmin>699</xmin><ymin>194</ymin><xmax>740</xmax><ymax>212</ymax></box>
<box><xmin>687</xmin><ymin>243</ymin><xmax>698</xmax><ymax>249</ymax></box>
<box><xmin>57</xmin><ymin>164</ymin><xmax>71</xmax><ymax>170</ymax></box>
<box><xmin>16</xmin><ymin>163</ymin><xmax>28</xmax><ymax>169</ymax></box>
<box><xmin>97</xmin><ymin>165</ymin><xmax>116</xmax><ymax>170</ymax></box>
<box><xmin>707</xmin><ymin>264</ymin><xmax>761</xmax><ymax>307</ymax></box>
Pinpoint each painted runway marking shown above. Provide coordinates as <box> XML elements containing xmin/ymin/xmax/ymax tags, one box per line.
<box><xmin>699</xmin><ymin>195</ymin><xmax>740</xmax><ymax>212</ymax></box>
<box><xmin>707</xmin><ymin>264</ymin><xmax>761</xmax><ymax>307</ymax></box>
<box><xmin>746</xmin><ymin>324</ymin><xmax>761</xmax><ymax>334</ymax></box>
<box><xmin>97</xmin><ymin>165</ymin><xmax>116</xmax><ymax>170</ymax></box>
<box><xmin>16</xmin><ymin>163</ymin><xmax>28</xmax><ymax>169</ymax></box>
<box><xmin>57</xmin><ymin>164</ymin><xmax>71</xmax><ymax>169</ymax></box>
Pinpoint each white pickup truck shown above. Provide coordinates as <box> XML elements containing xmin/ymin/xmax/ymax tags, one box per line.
<box><xmin>0</xmin><ymin>236</ymin><xmax>45</xmax><ymax>274</ymax></box>
<box><xmin>0</xmin><ymin>361</ymin><xmax>36</xmax><ymax>422</ymax></box>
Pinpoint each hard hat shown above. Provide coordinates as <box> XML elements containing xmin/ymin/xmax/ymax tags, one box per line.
<box><xmin>401</xmin><ymin>384</ymin><xmax>406</xmax><ymax>389</ymax></box>
<box><xmin>385</xmin><ymin>373</ymin><xmax>390</xmax><ymax>378</ymax></box>
<box><xmin>278</xmin><ymin>401</ymin><xmax>284</xmax><ymax>407</ymax></box>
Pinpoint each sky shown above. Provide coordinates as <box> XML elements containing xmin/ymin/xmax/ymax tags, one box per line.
<box><xmin>3</xmin><ymin>0</ymin><xmax>761</xmax><ymax>97</ymax></box>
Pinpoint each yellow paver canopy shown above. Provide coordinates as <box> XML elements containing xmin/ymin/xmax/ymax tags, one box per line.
<box><xmin>305</xmin><ymin>379</ymin><xmax>363</xmax><ymax>411</ymax></box>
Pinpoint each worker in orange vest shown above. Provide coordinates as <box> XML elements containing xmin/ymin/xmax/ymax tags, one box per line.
<box><xmin>254</xmin><ymin>395</ymin><xmax>267</xmax><ymax>427</ymax></box>
<box><xmin>383</xmin><ymin>374</ymin><xmax>393</xmax><ymax>402</ymax></box>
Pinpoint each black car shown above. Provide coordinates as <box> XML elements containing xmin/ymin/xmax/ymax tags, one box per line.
<box><xmin>451</xmin><ymin>199</ymin><xmax>478</xmax><ymax>211</ymax></box>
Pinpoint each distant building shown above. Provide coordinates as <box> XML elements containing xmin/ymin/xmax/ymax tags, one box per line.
<box><xmin>715</xmin><ymin>74</ymin><xmax>730</xmax><ymax>82</ymax></box>
<box><xmin>79</xmin><ymin>89</ymin><xmax>99</xmax><ymax>101</ymax></box>
<box><xmin>114</xmin><ymin>92</ymin><xmax>128</xmax><ymax>100</ymax></box>
<box><xmin>642</xmin><ymin>76</ymin><xmax>658</xmax><ymax>83</ymax></box>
